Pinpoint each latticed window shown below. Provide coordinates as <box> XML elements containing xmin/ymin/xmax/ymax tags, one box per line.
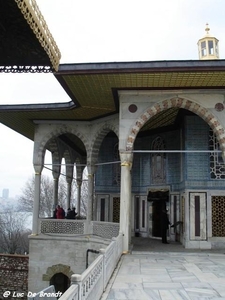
<box><xmin>209</xmin><ymin>129</ymin><xmax>225</xmax><ymax>179</ymax></box>
<box><xmin>151</xmin><ymin>136</ymin><xmax>166</xmax><ymax>184</ymax></box>
<box><xmin>113</xmin><ymin>143</ymin><xmax>120</xmax><ymax>186</ymax></box>
<box><xmin>212</xmin><ymin>196</ymin><xmax>225</xmax><ymax>237</ymax></box>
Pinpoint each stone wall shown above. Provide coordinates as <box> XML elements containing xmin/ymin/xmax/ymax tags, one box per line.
<box><xmin>0</xmin><ymin>254</ymin><xmax>28</xmax><ymax>299</ymax></box>
<box><xmin>28</xmin><ymin>235</ymin><xmax>110</xmax><ymax>293</ymax></box>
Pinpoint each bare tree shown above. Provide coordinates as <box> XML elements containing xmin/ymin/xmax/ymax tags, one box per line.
<box><xmin>17</xmin><ymin>173</ymin><xmax>88</xmax><ymax>218</ymax></box>
<box><xmin>0</xmin><ymin>208</ymin><xmax>31</xmax><ymax>254</ymax></box>
<box><xmin>18</xmin><ymin>175</ymin><xmax>61</xmax><ymax>217</ymax></box>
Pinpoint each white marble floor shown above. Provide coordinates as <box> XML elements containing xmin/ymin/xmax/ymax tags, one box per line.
<box><xmin>101</xmin><ymin>251</ymin><xmax>225</xmax><ymax>300</ymax></box>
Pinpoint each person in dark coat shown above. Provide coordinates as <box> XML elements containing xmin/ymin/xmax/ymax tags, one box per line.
<box><xmin>161</xmin><ymin>209</ymin><xmax>170</xmax><ymax>244</ymax></box>
<box><xmin>70</xmin><ymin>207</ymin><xmax>78</xmax><ymax>219</ymax></box>
<box><xmin>66</xmin><ymin>207</ymin><xmax>77</xmax><ymax>219</ymax></box>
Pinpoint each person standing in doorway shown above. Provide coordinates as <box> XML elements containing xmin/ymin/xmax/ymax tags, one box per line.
<box><xmin>161</xmin><ymin>209</ymin><xmax>170</xmax><ymax>244</ymax></box>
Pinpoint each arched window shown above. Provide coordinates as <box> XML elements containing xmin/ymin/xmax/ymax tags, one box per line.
<box><xmin>151</xmin><ymin>136</ymin><xmax>166</xmax><ymax>184</ymax></box>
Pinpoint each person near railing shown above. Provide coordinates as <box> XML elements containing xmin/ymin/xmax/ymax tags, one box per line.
<box><xmin>66</xmin><ymin>207</ymin><xmax>78</xmax><ymax>219</ymax></box>
<box><xmin>56</xmin><ymin>205</ymin><xmax>65</xmax><ymax>219</ymax></box>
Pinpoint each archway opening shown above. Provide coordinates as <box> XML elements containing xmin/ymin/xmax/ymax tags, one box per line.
<box><xmin>50</xmin><ymin>272</ymin><xmax>70</xmax><ymax>294</ymax></box>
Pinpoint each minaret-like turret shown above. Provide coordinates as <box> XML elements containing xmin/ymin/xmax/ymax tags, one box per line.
<box><xmin>197</xmin><ymin>23</ymin><xmax>219</xmax><ymax>60</ymax></box>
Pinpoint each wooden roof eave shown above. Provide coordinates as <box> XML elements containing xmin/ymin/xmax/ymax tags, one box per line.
<box><xmin>55</xmin><ymin>59</ymin><xmax>225</xmax><ymax>75</ymax></box>
<box><xmin>16</xmin><ymin>0</ymin><xmax>61</xmax><ymax>71</ymax></box>
<box><xmin>0</xmin><ymin>0</ymin><xmax>61</xmax><ymax>72</ymax></box>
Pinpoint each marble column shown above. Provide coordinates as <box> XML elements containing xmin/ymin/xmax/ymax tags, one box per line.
<box><xmin>76</xmin><ymin>165</ymin><xmax>84</xmax><ymax>215</ymax></box>
<box><xmin>66</xmin><ymin>180</ymin><xmax>72</xmax><ymax>210</ymax></box>
<box><xmin>76</xmin><ymin>178</ymin><xmax>82</xmax><ymax>215</ymax></box>
<box><xmin>120</xmin><ymin>152</ymin><xmax>133</xmax><ymax>252</ymax></box>
<box><xmin>52</xmin><ymin>161</ymin><xmax>60</xmax><ymax>212</ymax></box>
<box><xmin>87</xmin><ymin>172</ymin><xmax>94</xmax><ymax>222</ymax></box>
<box><xmin>65</xmin><ymin>164</ymin><xmax>74</xmax><ymax>210</ymax></box>
<box><xmin>86</xmin><ymin>164</ymin><xmax>96</xmax><ymax>233</ymax></box>
<box><xmin>32</xmin><ymin>165</ymin><xmax>43</xmax><ymax>235</ymax></box>
<box><xmin>53</xmin><ymin>176</ymin><xmax>59</xmax><ymax>210</ymax></box>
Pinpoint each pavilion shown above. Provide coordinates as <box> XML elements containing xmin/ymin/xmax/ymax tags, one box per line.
<box><xmin>1</xmin><ymin>0</ymin><xmax>225</xmax><ymax>294</ymax></box>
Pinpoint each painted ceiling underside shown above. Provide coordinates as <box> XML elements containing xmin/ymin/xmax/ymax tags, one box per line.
<box><xmin>1</xmin><ymin>60</ymin><xmax>225</xmax><ymax>141</ymax></box>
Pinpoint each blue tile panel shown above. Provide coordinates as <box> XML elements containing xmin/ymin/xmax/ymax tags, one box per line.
<box><xmin>95</xmin><ymin>116</ymin><xmax>225</xmax><ymax>194</ymax></box>
<box><xmin>185</xmin><ymin>116</ymin><xmax>209</xmax><ymax>181</ymax></box>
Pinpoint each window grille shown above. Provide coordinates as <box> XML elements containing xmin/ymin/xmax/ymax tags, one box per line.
<box><xmin>209</xmin><ymin>129</ymin><xmax>225</xmax><ymax>179</ymax></box>
<box><xmin>151</xmin><ymin>136</ymin><xmax>166</xmax><ymax>184</ymax></box>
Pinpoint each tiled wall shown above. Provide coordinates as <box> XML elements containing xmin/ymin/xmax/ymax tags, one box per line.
<box><xmin>95</xmin><ymin>115</ymin><xmax>225</xmax><ymax>194</ymax></box>
<box><xmin>185</xmin><ymin>116</ymin><xmax>209</xmax><ymax>182</ymax></box>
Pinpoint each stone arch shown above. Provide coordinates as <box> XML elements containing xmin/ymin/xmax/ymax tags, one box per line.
<box><xmin>42</xmin><ymin>263</ymin><xmax>74</xmax><ymax>281</ymax></box>
<box><xmin>36</xmin><ymin>126</ymin><xmax>88</xmax><ymax>167</ymax></box>
<box><xmin>126</xmin><ymin>97</ymin><xmax>225</xmax><ymax>153</ymax></box>
<box><xmin>87</xmin><ymin>123</ymin><xmax>119</xmax><ymax>164</ymax></box>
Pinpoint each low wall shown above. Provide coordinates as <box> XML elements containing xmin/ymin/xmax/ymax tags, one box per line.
<box><xmin>0</xmin><ymin>254</ymin><xmax>29</xmax><ymax>299</ymax></box>
<box><xmin>39</xmin><ymin>219</ymin><xmax>120</xmax><ymax>239</ymax></box>
<box><xmin>28</xmin><ymin>235</ymin><xmax>110</xmax><ymax>293</ymax></box>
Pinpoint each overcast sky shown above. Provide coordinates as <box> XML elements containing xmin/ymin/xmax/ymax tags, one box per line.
<box><xmin>1</xmin><ymin>0</ymin><xmax>225</xmax><ymax>198</ymax></box>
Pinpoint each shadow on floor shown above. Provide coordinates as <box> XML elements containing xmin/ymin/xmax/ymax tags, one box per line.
<box><xmin>131</xmin><ymin>237</ymin><xmax>184</xmax><ymax>253</ymax></box>
<box><xmin>131</xmin><ymin>237</ymin><xmax>225</xmax><ymax>254</ymax></box>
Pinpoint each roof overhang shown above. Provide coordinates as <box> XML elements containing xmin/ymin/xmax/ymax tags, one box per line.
<box><xmin>1</xmin><ymin>59</ymin><xmax>225</xmax><ymax>141</ymax></box>
<box><xmin>0</xmin><ymin>0</ymin><xmax>61</xmax><ymax>72</ymax></box>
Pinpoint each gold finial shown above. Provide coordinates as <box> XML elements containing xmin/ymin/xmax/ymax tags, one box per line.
<box><xmin>205</xmin><ymin>23</ymin><xmax>210</xmax><ymax>34</ymax></box>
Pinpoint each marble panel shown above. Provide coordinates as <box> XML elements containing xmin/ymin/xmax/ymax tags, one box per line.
<box><xmin>142</xmin><ymin>289</ymin><xmax>161</xmax><ymax>300</ymax></box>
<box><xmin>107</xmin><ymin>288</ymin><xmax>153</xmax><ymax>299</ymax></box>
<box><xmin>143</xmin><ymin>282</ymin><xmax>182</xmax><ymax>289</ymax></box>
<box><xmin>189</xmin><ymin>193</ymin><xmax>207</xmax><ymax>241</ymax></box>
<box><xmin>141</xmin><ymin>274</ymin><xmax>171</xmax><ymax>282</ymax></box>
<box><xmin>169</xmin><ymin>273</ymin><xmax>199</xmax><ymax>283</ymax></box>
<box><xmin>184</xmin><ymin>287</ymin><xmax>220</xmax><ymax>298</ymax></box>
<box><xmin>158</xmin><ymin>289</ymin><xmax>192</xmax><ymax>300</ymax></box>
<box><xmin>101</xmin><ymin>252</ymin><xmax>225</xmax><ymax>300</ymax></box>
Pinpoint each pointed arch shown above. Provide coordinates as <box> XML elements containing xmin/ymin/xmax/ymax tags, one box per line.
<box><xmin>87</xmin><ymin>123</ymin><xmax>119</xmax><ymax>164</ymax></box>
<box><xmin>35</xmin><ymin>126</ymin><xmax>88</xmax><ymax>167</ymax></box>
<box><xmin>126</xmin><ymin>97</ymin><xmax>225</xmax><ymax>153</ymax></box>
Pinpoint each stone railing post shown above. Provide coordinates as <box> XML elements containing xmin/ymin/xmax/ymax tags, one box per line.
<box><xmin>71</xmin><ymin>274</ymin><xmax>82</xmax><ymax>299</ymax></box>
<box><xmin>99</xmin><ymin>248</ymin><xmax>106</xmax><ymax>290</ymax></box>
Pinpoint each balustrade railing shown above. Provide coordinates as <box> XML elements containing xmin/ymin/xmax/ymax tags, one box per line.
<box><xmin>39</xmin><ymin>219</ymin><xmax>86</xmax><ymax>235</ymax></box>
<box><xmin>92</xmin><ymin>221</ymin><xmax>119</xmax><ymax>239</ymax></box>
<box><xmin>39</xmin><ymin>219</ymin><xmax>120</xmax><ymax>239</ymax></box>
<box><xmin>58</xmin><ymin>233</ymin><xmax>123</xmax><ymax>300</ymax></box>
<box><xmin>57</xmin><ymin>284</ymin><xmax>79</xmax><ymax>300</ymax></box>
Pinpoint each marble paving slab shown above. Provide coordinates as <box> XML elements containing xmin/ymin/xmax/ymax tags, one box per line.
<box><xmin>100</xmin><ymin>251</ymin><xmax>225</xmax><ymax>300</ymax></box>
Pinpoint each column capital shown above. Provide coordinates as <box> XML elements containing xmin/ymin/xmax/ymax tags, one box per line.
<box><xmin>33</xmin><ymin>164</ymin><xmax>43</xmax><ymax>174</ymax></box>
<box><xmin>76</xmin><ymin>178</ymin><xmax>82</xmax><ymax>187</ymax></box>
<box><xmin>86</xmin><ymin>163</ymin><xmax>96</xmax><ymax>175</ymax></box>
<box><xmin>66</xmin><ymin>177</ymin><xmax>72</xmax><ymax>184</ymax></box>
<box><xmin>52</xmin><ymin>173</ymin><xmax>60</xmax><ymax>180</ymax></box>
<box><xmin>120</xmin><ymin>151</ymin><xmax>133</xmax><ymax>170</ymax></box>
